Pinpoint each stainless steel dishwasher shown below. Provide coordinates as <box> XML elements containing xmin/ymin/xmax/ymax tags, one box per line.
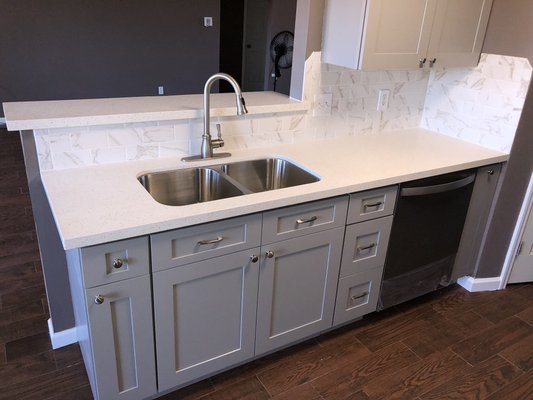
<box><xmin>378</xmin><ymin>169</ymin><xmax>476</xmax><ymax>310</ymax></box>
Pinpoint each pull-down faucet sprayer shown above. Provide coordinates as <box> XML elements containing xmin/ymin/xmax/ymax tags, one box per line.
<box><xmin>183</xmin><ymin>73</ymin><xmax>248</xmax><ymax>161</ymax></box>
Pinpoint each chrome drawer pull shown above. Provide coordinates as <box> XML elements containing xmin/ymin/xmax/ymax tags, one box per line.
<box><xmin>364</xmin><ymin>201</ymin><xmax>383</xmax><ymax>209</ymax></box>
<box><xmin>357</xmin><ymin>243</ymin><xmax>376</xmax><ymax>253</ymax></box>
<box><xmin>198</xmin><ymin>236</ymin><xmax>223</xmax><ymax>245</ymax></box>
<box><xmin>351</xmin><ymin>292</ymin><xmax>369</xmax><ymax>301</ymax></box>
<box><xmin>296</xmin><ymin>216</ymin><xmax>318</xmax><ymax>224</ymax></box>
<box><xmin>112</xmin><ymin>258</ymin><xmax>125</xmax><ymax>269</ymax></box>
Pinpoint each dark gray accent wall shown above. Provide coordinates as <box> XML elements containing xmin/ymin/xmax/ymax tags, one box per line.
<box><xmin>0</xmin><ymin>0</ymin><xmax>221</xmax><ymax>117</ymax></box>
<box><xmin>474</xmin><ymin>0</ymin><xmax>533</xmax><ymax>278</ymax></box>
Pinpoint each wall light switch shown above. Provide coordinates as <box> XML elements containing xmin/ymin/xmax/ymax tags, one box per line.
<box><xmin>313</xmin><ymin>93</ymin><xmax>333</xmax><ymax>117</ymax></box>
<box><xmin>204</xmin><ymin>17</ymin><xmax>213</xmax><ymax>27</ymax></box>
<box><xmin>158</xmin><ymin>86</ymin><xmax>164</xmax><ymax>95</ymax></box>
<box><xmin>377</xmin><ymin>89</ymin><xmax>390</xmax><ymax>111</ymax></box>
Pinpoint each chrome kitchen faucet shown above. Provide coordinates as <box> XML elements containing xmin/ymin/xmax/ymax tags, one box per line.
<box><xmin>183</xmin><ymin>73</ymin><xmax>248</xmax><ymax>161</ymax></box>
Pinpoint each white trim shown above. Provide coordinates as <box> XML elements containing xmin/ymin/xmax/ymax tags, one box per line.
<box><xmin>500</xmin><ymin>170</ymin><xmax>533</xmax><ymax>289</ymax></box>
<box><xmin>48</xmin><ymin>318</ymin><xmax>77</xmax><ymax>349</ymax></box>
<box><xmin>457</xmin><ymin>276</ymin><xmax>502</xmax><ymax>292</ymax></box>
<box><xmin>0</xmin><ymin>117</ymin><xmax>6</xmax><ymax>126</ymax></box>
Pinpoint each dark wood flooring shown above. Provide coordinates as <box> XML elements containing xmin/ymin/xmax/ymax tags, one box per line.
<box><xmin>1</xmin><ymin>129</ymin><xmax>532</xmax><ymax>400</ymax></box>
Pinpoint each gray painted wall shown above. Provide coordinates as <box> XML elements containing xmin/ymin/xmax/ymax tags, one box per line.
<box><xmin>483</xmin><ymin>0</ymin><xmax>533</xmax><ymax>63</ymax></box>
<box><xmin>476</xmin><ymin>0</ymin><xmax>533</xmax><ymax>278</ymax></box>
<box><xmin>0</xmin><ymin>0</ymin><xmax>221</xmax><ymax>117</ymax></box>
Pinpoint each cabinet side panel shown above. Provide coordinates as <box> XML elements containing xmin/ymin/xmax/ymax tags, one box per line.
<box><xmin>452</xmin><ymin>163</ymin><xmax>503</xmax><ymax>280</ymax></box>
<box><xmin>322</xmin><ymin>0</ymin><xmax>367</xmax><ymax>69</ymax></box>
<box><xmin>66</xmin><ymin>249</ymin><xmax>97</xmax><ymax>398</ymax></box>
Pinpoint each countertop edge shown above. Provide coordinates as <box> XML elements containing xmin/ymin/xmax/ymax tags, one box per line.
<box><xmin>3</xmin><ymin>92</ymin><xmax>310</xmax><ymax>131</ymax></box>
<box><xmin>55</xmin><ymin>151</ymin><xmax>509</xmax><ymax>250</ymax></box>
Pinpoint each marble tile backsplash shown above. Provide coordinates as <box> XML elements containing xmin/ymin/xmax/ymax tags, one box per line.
<box><xmin>422</xmin><ymin>54</ymin><xmax>532</xmax><ymax>152</ymax></box>
<box><xmin>35</xmin><ymin>52</ymin><xmax>531</xmax><ymax>170</ymax></box>
<box><xmin>303</xmin><ymin>52</ymin><xmax>430</xmax><ymax>137</ymax></box>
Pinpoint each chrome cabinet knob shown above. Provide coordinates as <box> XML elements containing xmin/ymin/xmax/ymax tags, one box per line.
<box><xmin>250</xmin><ymin>255</ymin><xmax>259</xmax><ymax>263</ymax></box>
<box><xmin>94</xmin><ymin>295</ymin><xmax>105</xmax><ymax>305</ymax></box>
<box><xmin>266</xmin><ymin>251</ymin><xmax>274</xmax><ymax>259</ymax></box>
<box><xmin>419</xmin><ymin>58</ymin><xmax>427</xmax><ymax>68</ymax></box>
<box><xmin>112</xmin><ymin>258</ymin><xmax>124</xmax><ymax>269</ymax></box>
<box><xmin>487</xmin><ymin>170</ymin><xmax>494</xmax><ymax>176</ymax></box>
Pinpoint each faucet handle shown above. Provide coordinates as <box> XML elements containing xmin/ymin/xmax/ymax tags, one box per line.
<box><xmin>240</xmin><ymin>96</ymin><xmax>248</xmax><ymax>114</ymax></box>
<box><xmin>216</xmin><ymin>124</ymin><xmax>222</xmax><ymax>139</ymax></box>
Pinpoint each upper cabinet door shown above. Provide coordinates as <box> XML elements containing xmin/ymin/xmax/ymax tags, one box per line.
<box><xmin>426</xmin><ymin>0</ymin><xmax>494</xmax><ymax>69</ymax></box>
<box><xmin>322</xmin><ymin>0</ymin><xmax>494</xmax><ymax>70</ymax></box>
<box><xmin>360</xmin><ymin>0</ymin><xmax>438</xmax><ymax>70</ymax></box>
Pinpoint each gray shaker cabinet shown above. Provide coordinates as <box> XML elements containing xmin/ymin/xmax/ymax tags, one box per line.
<box><xmin>66</xmin><ymin>237</ymin><xmax>156</xmax><ymax>400</ymax></box>
<box><xmin>255</xmin><ymin>227</ymin><xmax>345</xmax><ymax>355</ymax></box>
<box><xmin>255</xmin><ymin>196</ymin><xmax>348</xmax><ymax>355</ymax></box>
<box><xmin>153</xmin><ymin>248</ymin><xmax>261</xmax><ymax>391</ymax></box>
<box><xmin>85</xmin><ymin>276</ymin><xmax>156</xmax><ymax>400</ymax></box>
<box><xmin>332</xmin><ymin>186</ymin><xmax>397</xmax><ymax>326</ymax></box>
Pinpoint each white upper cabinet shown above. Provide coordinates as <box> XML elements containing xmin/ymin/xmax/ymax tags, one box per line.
<box><xmin>322</xmin><ymin>0</ymin><xmax>494</xmax><ymax>70</ymax></box>
<box><xmin>427</xmin><ymin>0</ymin><xmax>493</xmax><ymax>69</ymax></box>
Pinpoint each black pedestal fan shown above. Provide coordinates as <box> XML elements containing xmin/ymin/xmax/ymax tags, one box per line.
<box><xmin>270</xmin><ymin>31</ymin><xmax>294</xmax><ymax>92</ymax></box>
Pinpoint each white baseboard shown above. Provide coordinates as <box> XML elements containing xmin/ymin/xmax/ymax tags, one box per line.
<box><xmin>48</xmin><ymin>318</ymin><xmax>77</xmax><ymax>349</ymax></box>
<box><xmin>457</xmin><ymin>276</ymin><xmax>502</xmax><ymax>292</ymax></box>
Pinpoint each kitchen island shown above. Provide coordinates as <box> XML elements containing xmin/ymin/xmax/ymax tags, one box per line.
<box><xmin>3</xmin><ymin>94</ymin><xmax>509</xmax><ymax>400</ymax></box>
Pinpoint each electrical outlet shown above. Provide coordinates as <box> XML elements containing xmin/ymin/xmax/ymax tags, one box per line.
<box><xmin>313</xmin><ymin>93</ymin><xmax>333</xmax><ymax>117</ymax></box>
<box><xmin>158</xmin><ymin>86</ymin><xmax>164</xmax><ymax>96</ymax></box>
<box><xmin>204</xmin><ymin>17</ymin><xmax>213</xmax><ymax>27</ymax></box>
<box><xmin>377</xmin><ymin>89</ymin><xmax>390</xmax><ymax>111</ymax></box>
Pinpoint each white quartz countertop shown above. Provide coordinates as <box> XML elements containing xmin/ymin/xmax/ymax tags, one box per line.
<box><xmin>2</xmin><ymin>91</ymin><xmax>309</xmax><ymax>130</ymax></box>
<box><xmin>40</xmin><ymin>128</ymin><xmax>508</xmax><ymax>249</ymax></box>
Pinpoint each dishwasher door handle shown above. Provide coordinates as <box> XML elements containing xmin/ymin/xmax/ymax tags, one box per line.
<box><xmin>400</xmin><ymin>173</ymin><xmax>476</xmax><ymax>197</ymax></box>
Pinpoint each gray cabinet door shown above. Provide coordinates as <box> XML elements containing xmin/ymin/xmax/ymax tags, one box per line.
<box><xmin>85</xmin><ymin>276</ymin><xmax>156</xmax><ymax>400</ymax></box>
<box><xmin>153</xmin><ymin>248</ymin><xmax>260</xmax><ymax>391</ymax></box>
<box><xmin>255</xmin><ymin>228</ymin><xmax>344</xmax><ymax>355</ymax></box>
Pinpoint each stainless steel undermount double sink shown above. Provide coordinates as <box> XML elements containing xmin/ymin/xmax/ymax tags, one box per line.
<box><xmin>138</xmin><ymin>158</ymin><xmax>320</xmax><ymax>206</ymax></box>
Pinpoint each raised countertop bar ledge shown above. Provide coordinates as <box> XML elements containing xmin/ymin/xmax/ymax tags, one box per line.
<box><xmin>2</xmin><ymin>91</ymin><xmax>309</xmax><ymax>131</ymax></box>
<box><xmin>37</xmin><ymin>128</ymin><xmax>508</xmax><ymax>250</ymax></box>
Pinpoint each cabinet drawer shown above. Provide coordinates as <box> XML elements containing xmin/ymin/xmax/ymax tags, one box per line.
<box><xmin>80</xmin><ymin>236</ymin><xmax>149</xmax><ymax>288</ymax></box>
<box><xmin>151</xmin><ymin>214</ymin><xmax>262</xmax><ymax>271</ymax></box>
<box><xmin>262</xmin><ymin>196</ymin><xmax>349</xmax><ymax>244</ymax></box>
<box><xmin>347</xmin><ymin>186</ymin><xmax>397</xmax><ymax>224</ymax></box>
<box><xmin>333</xmin><ymin>268</ymin><xmax>384</xmax><ymax>326</ymax></box>
<box><xmin>340</xmin><ymin>216</ymin><xmax>393</xmax><ymax>277</ymax></box>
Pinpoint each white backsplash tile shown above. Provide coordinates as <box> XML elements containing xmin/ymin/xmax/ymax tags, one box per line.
<box><xmin>35</xmin><ymin>52</ymin><xmax>531</xmax><ymax>171</ymax></box>
<box><xmin>422</xmin><ymin>53</ymin><xmax>532</xmax><ymax>152</ymax></box>
<box><xmin>141</xmin><ymin>125</ymin><xmax>174</xmax><ymax>143</ymax></box>
<box><xmin>92</xmin><ymin>146</ymin><xmax>127</xmax><ymax>165</ymax></box>
<box><xmin>52</xmin><ymin>150</ymin><xmax>93</xmax><ymax>170</ymax></box>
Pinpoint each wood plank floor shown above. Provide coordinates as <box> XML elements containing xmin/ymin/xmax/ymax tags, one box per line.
<box><xmin>1</xmin><ymin>129</ymin><xmax>532</xmax><ymax>400</ymax></box>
